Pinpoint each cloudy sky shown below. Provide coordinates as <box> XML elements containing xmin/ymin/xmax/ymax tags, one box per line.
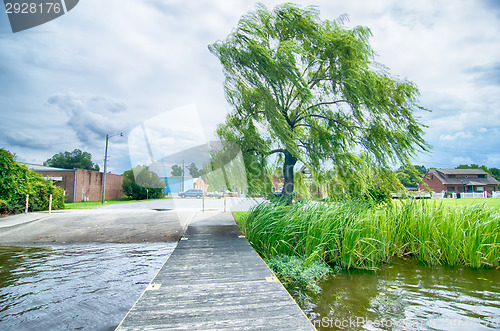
<box><xmin>1</xmin><ymin>0</ymin><xmax>499</xmax><ymax>175</ymax></box>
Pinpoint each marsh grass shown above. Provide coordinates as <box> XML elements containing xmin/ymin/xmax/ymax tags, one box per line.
<box><xmin>239</xmin><ymin>200</ymin><xmax>500</xmax><ymax>270</ymax></box>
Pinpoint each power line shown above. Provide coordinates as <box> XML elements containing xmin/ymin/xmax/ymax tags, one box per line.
<box><xmin>5</xmin><ymin>135</ymin><xmax>109</xmax><ymax>149</ymax></box>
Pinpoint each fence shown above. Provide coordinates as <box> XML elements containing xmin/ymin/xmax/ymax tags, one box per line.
<box><xmin>432</xmin><ymin>192</ymin><xmax>445</xmax><ymax>199</ymax></box>
<box><xmin>393</xmin><ymin>191</ymin><xmax>496</xmax><ymax>199</ymax></box>
<box><xmin>452</xmin><ymin>192</ymin><xmax>488</xmax><ymax>199</ymax></box>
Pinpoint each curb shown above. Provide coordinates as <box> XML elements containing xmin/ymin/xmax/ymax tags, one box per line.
<box><xmin>0</xmin><ymin>213</ymin><xmax>49</xmax><ymax>230</ymax></box>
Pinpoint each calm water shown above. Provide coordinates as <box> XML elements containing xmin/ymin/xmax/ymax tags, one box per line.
<box><xmin>0</xmin><ymin>243</ymin><xmax>176</xmax><ymax>330</ymax></box>
<box><xmin>306</xmin><ymin>259</ymin><xmax>500</xmax><ymax>330</ymax></box>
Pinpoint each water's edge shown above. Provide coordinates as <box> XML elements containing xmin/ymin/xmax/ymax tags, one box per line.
<box><xmin>302</xmin><ymin>259</ymin><xmax>500</xmax><ymax>330</ymax></box>
<box><xmin>0</xmin><ymin>243</ymin><xmax>176</xmax><ymax>331</ymax></box>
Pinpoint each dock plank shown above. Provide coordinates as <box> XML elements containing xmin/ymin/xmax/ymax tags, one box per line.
<box><xmin>116</xmin><ymin>212</ymin><xmax>315</xmax><ymax>330</ymax></box>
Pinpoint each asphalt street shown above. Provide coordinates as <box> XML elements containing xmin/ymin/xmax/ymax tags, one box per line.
<box><xmin>0</xmin><ymin>197</ymin><xmax>263</xmax><ymax>245</ymax></box>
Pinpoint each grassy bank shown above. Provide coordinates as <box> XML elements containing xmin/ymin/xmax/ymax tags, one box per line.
<box><xmin>238</xmin><ymin>200</ymin><xmax>500</xmax><ymax>270</ymax></box>
<box><xmin>65</xmin><ymin>197</ymin><xmax>152</xmax><ymax>209</ymax></box>
<box><xmin>418</xmin><ymin>198</ymin><xmax>500</xmax><ymax>210</ymax></box>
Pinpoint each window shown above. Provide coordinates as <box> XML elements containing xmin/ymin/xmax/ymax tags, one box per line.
<box><xmin>448</xmin><ymin>174</ymin><xmax>456</xmax><ymax>178</ymax></box>
<box><xmin>476</xmin><ymin>186</ymin><xmax>484</xmax><ymax>192</ymax></box>
<box><xmin>447</xmin><ymin>186</ymin><xmax>455</xmax><ymax>192</ymax></box>
<box><xmin>478</xmin><ymin>174</ymin><xmax>486</xmax><ymax>178</ymax></box>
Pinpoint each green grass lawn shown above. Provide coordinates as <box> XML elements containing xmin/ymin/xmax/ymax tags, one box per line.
<box><xmin>420</xmin><ymin>198</ymin><xmax>500</xmax><ymax>210</ymax></box>
<box><xmin>64</xmin><ymin>197</ymin><xmax>168</xmax><ymax>209</ymax></box>
<box><xmin>64</xmin><ymin>197</ymin><xmax>135</xmax><ymax>209</ymax></box>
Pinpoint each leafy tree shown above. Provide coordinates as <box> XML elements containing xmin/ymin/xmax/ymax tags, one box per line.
<box><xmin>171</xmin><ymin>164</ymin><xmax>183</xmax><ymax>176</ymax></box>
<box><xmin>122</xmin><ymin>166</ymin><xmax>165</xmax><ymax>200</ymax></box>
<box><xmin>209</xmin><ymin>4</ymin><xmax>428</xmax><ymax>203</ymax></box>
<box><xmin>489</xmin><ymin>168</ymin><xmax>500</xmax><ymax>182</ymax></box>
<box><xmin>1</xmin><ymin>149</ymin><xmax>64</xmax><ymax>214</ymax></box>
<box><xmin>395</xmin><ymin>164</ymin><xmax>426</xmax><ymax>188</ymax></box>
<box><xmin>456</xmin><ymin>164</ymin><xmax>486</xmax><ymax>171</ymax></box>
<box><xmin>171</xmin><ymin>163</ymin><xmax>205</xmax><ymax>178</ymax></box>
<box><xmin>204</xmin><ymin>142</ymin><xmax>252</xmax><ymax>193</ymax></box>
<box><xmin>187</xmin><ymin>163</ymin><xmax>205</xmax><ymax>178</ymax></box>
<box><xmin>44</xmin><ymin>149</ymin><xmax>100</xmax><ymax>171</ymax></box>
<box><xmin>319</xmin><ymin>155</ymin><xmax>401</xmax><ymax>203</ymax></box>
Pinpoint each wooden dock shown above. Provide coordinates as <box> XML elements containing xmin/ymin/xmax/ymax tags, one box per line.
<box><xmin>116</xmin><ymin>212</ymin><xmax>315</xmax><ymax>330</ymax></box>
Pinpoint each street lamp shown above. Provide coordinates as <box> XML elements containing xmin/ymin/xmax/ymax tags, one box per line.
<box><xmin>102</xmin><ymin>133</ymin><xmax>123</xmax><ymax>204</ymax></box>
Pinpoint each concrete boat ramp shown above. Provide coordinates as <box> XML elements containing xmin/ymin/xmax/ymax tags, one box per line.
<box><xmin>116</xmin><ymin>211</ymin><xmax>315</xmax><ymax>330</ymax></box>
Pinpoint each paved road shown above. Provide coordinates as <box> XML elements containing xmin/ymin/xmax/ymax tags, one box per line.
<box><xmin>0</xmin><ymin>198</ymin><xmax>263</xmax><ymax>245</ymax></box>
<box><xmin>101</xmin><ymin>196</ymin><xmax>264</xmax><ymax>212</ymax></box>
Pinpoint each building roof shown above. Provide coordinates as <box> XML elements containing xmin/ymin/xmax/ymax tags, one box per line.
<box><xmin>427</xmin><ymin>169</ymin><xmax>500</xmax><ymax>186</ymax></box>
<box><xmin>20</xmin><ymin>162</ymin><xmax>73</xmax><ymax>172</ymax></box>
<box><xmin>436</xmin><ymin>168</ymin><xmax>489</xmax><ymax>175</ymax></box>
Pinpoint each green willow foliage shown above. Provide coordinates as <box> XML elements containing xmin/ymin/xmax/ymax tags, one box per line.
<box><xmin>239</xmin><ymin>200</ymin><xmax>500</xmax><ymax>270</ymax></box>
<box><xmin>209</xmin><ymin>4</ymin><xmax>428</xmax><ymax>200</ymax></box>
<box><xmin>0</xmin><ymin>149</ymin><xmax>64</xmax><ymax>214</ymax></box>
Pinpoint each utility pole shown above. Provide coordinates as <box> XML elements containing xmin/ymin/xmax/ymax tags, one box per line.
<box><xmin>181</xmin><ymin>160</ymin><xmax>185</xmax><ymax>192</ymax></box>
<box><xmin>102</xmin><ymin>133</ymin><xmax>123</xmax><ymax>204</ymax></box>
<box><xmin>101</xmin><ymin>134</ymin><xmax>109</xmax><ymax>204</ymax></box>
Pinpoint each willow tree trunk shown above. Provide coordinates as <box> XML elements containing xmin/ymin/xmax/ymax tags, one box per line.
<box><xmin>282</xmin><ymin>150</ymin><xmax>297</xmax><ymax>204</ymax></box>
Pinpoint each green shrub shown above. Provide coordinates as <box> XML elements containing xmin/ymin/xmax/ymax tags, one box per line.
<box><xmin>266</xmin><ymin>255</ymin><xmax>336</xmax><ymax>294</ymax></box>
<box><xmin>0</xmin><ymin>149</ymin><xmax>65</xmax><ymax>214</ymax></box>
<box><xmin>0</xmin><ymin>199</ymin><xmax>8</xmax><ymax>215</ymax></box>
<box><xmin>122</xmin><ymin>166</ymin><xmax>165</xmax><ymax>200</ymax></box>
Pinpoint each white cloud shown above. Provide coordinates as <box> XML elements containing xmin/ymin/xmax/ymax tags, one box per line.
<box><xmin>486</xmin><ymin>154</ymin><xmax>500</xmax><ymax>165</ymax></box>
<box><xmin>47</xmin><ymin>92</ymin><xmax>129</xmax><ymax>143</ymax></box>
<box><xmin>451</xmin><ymin>156</ymin><xmax>475</xmax><ymax>165</ymax></box>
<box><xmin>439</xmin><ymin>132</ymin><xmax>474</xmax><ymax>141</ymax></box>
<box><xmin>1</xmin><ymin>0</ymin><xmax>500</xmax><ymax>173</ymax></box>
<box><xmin>128</xmin><ymin>104</ymin><xmax>207</xmax><ymax>169</ymax></box>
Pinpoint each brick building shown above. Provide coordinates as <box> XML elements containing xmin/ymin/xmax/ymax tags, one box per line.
<box><xmin>24</xmin><ymin>164</ymin><xmax>125</xmax><ymax>202</ymax></box>
<box><xmin>420</xmin><ymin>169</ymin><xmax>499</xmax><ymax>195</ymax></box>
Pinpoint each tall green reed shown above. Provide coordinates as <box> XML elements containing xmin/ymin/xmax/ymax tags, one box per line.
<box><xmin>239</xmin><ymin>199</ymin><xmax>500</xmax><ymax>270</ymax></box>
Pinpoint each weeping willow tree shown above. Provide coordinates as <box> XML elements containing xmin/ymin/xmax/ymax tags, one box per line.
<box><xmin>204</xmin><ymin>141</ymin><xmax>250</xmax><ymax>193</ymax></box>
<box><xmin>209</xmin><ymin>3</ymin><xmax>428</xmax><ymax>203</ymax></box>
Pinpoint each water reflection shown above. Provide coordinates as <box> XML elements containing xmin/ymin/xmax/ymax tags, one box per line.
<box><xmin>309</xmin><ymin>259</ymin><xmax>500</xmax><ymax>330</ymax></box>
<box><xmin>0</xmin><ymin>243</ymin><xmax>176</xmax><ymax>330</ymax></box>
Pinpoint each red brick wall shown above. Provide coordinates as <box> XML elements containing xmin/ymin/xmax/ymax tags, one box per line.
<box><xmin>104</xmin><ymin>173</ymin><xmax>126</xmax><ymax>200</ymax></box>
<box><xmin>75</xmin><ymin>169</ymin><xmax>125</xmax><ymax>202</ymax></box>
<box><xmin>75</xmin><ymin>169</ymin><xmax>99</xmax><ymax>202</ymax></box>
<box><xmin>36</xmin><ymin>170</ymin><xmax>76</xmax><ymax>202</ymax></box>
<box><xmin>35</xmin><ymin>169</ymin><xmax>125</xmax><ymax>202</ymax></box>
<box><xmin>420</xmin><ymin>172</ymin><xmax>445</xmax><ymax>192</ymax></box>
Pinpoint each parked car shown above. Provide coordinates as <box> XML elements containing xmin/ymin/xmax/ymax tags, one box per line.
<box><xmin>179</xmin><ymin>189</ymin><xmax>203</xmax><ymax>198</ymax></box>
<box><xmin>207</xmin><ymin>191</ymin><xmax>223</xmax><ymax>199</ymax></box>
